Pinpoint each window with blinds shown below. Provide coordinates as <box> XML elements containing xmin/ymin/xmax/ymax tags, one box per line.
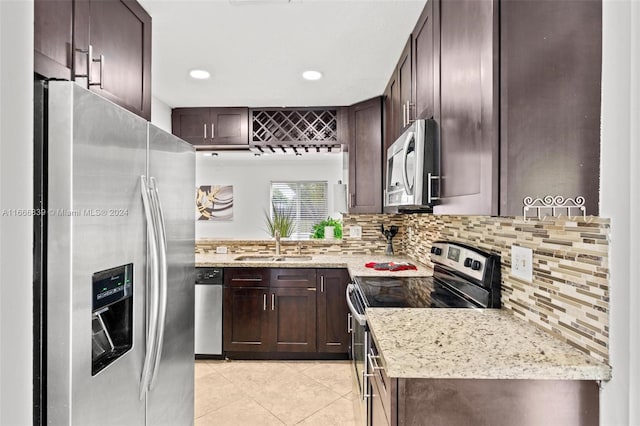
<box><xmin>270</xmin><ymin>181</ymin><xmax>328</xmax><ymax>239</ymax></box>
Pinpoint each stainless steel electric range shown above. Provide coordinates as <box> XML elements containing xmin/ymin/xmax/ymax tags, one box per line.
<box><xmin>346</xmin><ymin>240</ymin><xmax>501</xmax><ymax>420</ymax></box>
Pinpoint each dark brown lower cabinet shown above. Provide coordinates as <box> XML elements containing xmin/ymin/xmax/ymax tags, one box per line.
<box><xmin>223</xmin><ymin>267</ymin><xmax>350</xmax><ymax>357</ymax></box>
<box><xmin>270</xmin><ymin>287</ymin><xmax>317</xmax><ymax>353</ymax></box>
<box><xmin>223</xmin><ymin>286</ymin><xmax>270</xmax><ymax>352</ymax></box>
<box><xmin>317</xmin><ymin>269</ymin><xmax>350</xmax><ymax>353</ymax></box>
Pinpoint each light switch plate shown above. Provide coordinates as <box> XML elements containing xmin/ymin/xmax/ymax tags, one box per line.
<box><xmin>216</xmin><ymin>246</ymin><xmax>228</xmax><ymax>254</ymax></box>
<box><xmin>511</xmin><ymin>245</ymin><xmax>533</xmax><ymax>282</ymax></box>
<box><xmin>349</xmin><ymin>225</ymin><xmax>362</xmax><ymax>239</ymax></box>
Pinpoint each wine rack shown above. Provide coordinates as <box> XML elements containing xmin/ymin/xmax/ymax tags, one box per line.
<box><xmin>251</xmin><ymin>109</ymin><xmax>338</xmax><ymax>144</ymax></box>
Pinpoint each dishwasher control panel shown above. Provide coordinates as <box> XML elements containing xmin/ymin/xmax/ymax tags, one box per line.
<box><xmin>196</xmin><ymin>267</ymin><xmax>223</xmax><ymax>284</ymax></box>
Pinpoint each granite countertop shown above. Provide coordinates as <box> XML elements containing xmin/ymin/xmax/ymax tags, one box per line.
<box><xmin>366</xmin><ymin>308</ymin><xmax>612</xmax><ymax>381</ymax></box>
<box><xmin>196</xmin><ymin>253</ymin><xmax>433</xmax><ymax>278</ymax></box>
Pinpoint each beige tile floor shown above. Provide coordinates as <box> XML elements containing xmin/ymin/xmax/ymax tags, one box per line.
<box><xmin>195</xmin><ymin>360</ymin><xmax>359</xmax><ymax>426</ymax></box>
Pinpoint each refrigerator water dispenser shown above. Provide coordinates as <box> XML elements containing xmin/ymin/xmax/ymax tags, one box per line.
<box><xmin>91</xmin><ymin>264</ymin><xmax>134</xmax><ymax>375</ymax></box>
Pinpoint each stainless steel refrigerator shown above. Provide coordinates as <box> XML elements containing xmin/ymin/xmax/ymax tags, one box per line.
<box><xmin>33</xmin><ymin>80</ymin><xmax>195</xmax><ymax>425</ymax></box>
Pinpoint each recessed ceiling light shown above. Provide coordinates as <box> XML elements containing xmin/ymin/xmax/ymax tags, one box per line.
<box><xmin>302</xmin><ymin>70</ymin><xmax>323</xmax><ymax>81</ymax></box>
<box><xmin>189</xmin><ymin>69</ymin><xmax>211</xmax><ymax>80</ymax></box>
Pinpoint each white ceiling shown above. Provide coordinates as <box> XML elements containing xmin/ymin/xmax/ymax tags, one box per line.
<box><xmin>139</xmin><ymin>0</ymin><xmax>427</xmax><ymax>108</ymax></box>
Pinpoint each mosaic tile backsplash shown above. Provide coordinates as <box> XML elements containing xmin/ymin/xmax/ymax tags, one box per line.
<box><xmin>196</xmin><ymin>213</ymin><xmax>610</xmax><ymax>363</ymax></box>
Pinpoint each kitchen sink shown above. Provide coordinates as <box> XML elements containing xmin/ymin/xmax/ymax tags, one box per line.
<box><xmin>233</xmin><ymin>255</ymin><xmax>313</xmax><ymax>262</ymax></box>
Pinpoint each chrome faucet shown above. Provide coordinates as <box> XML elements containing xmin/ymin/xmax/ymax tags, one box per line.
<box><xmin>274</xmin><ymin>230</ymin><xmax>281</xmax><ymax>257</ymax></box>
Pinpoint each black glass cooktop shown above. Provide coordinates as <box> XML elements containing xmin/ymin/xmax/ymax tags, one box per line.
<box><xmin>354</xmin><ymin>275</ymin><xmax>487</xmax><ymax>309</ymax></box>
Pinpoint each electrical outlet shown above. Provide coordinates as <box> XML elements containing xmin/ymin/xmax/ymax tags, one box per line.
<box><xmin>216</xmin><ymin>246</ymin><xmax>228</xmax><ymax>254</ymax></box>
<box><xmin>511</xmin><ymin>245</ymin><xmax>533</xmax><ymax>282</ymax></box>
<box><xmin>349</xmin><ymin>225</ymin><xmax>362</xmax><ymax>239</ymax></box>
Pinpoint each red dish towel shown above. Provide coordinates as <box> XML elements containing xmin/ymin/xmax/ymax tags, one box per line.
<box><xmin>364</xmin><ymin>262</ymin><xmax>417</xmax><ymax>271</ymax></box>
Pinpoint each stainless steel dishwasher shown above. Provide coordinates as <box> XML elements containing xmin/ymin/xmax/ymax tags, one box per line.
<box><xmin>195</xmin><ymin>267</ymin><xmax>223</xmax><ymax>357</ymax></box>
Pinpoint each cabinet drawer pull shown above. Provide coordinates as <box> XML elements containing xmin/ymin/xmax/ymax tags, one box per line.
<box><xmin>368</xmin><ymin>352</ymin><xmax>384</xmax><ymax>371</ymax></box>
<box><xmin>263</xmin><ymin>293</ymin><xmax>267</xmax><ymax>311</ymax></box>
<box><xmin>231</xmin><ymin>277</ymin><xmax>263</xmax><ymax>282</ymax></box>
<box><xmin>307</xmin><ymin>287</ymin><xmax>317</xmax><ymax>291</ymax></box>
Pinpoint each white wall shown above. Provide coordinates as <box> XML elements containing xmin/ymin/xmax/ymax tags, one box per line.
<box><xmin>0</xmin><ymin>0</ymin><xmax>34</xmax><ymax>424</ymax></box>
<box><xmin>600</xmin><ymin>0</ymin><xmax>640</xmax><ymax>424</ymax></box>
<box><xmin>151</xmin><ymin>95</ymin><xmax>172</xmax><ymax>133</ymax></box>
<box><xmin>196</xmin><ymin>151</ymin><xmax>344</xmax><ymax>239</ymax></box>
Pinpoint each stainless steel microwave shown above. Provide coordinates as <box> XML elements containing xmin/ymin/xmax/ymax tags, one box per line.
<box><xmin>384</xmin><ymin>119</ymin><xmax>439</xmax><ymax>211</ymax></box>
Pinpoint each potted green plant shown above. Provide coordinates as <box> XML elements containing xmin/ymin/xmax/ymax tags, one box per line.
<box><xmin>311</xmin><ymin>217</ymin><xmax>343</xmax><ymax>240</ymax></box>
<box><xmin>264</xmin><ymin>203</ymin><xmax>294</xmax><ymax>238</ymax></box>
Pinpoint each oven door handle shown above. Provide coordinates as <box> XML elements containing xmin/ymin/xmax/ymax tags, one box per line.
<box><xmin>346</xmin><ymin>284</ymin><xmax>367</xmax><ymax>326</ymax></box>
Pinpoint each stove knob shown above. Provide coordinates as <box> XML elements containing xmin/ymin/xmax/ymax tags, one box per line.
<box><xmin>463</xmin><ymin>258</ymin><xmax>473</xmax><ymax>268</ymax></box>
<box><xmin>471</xmin><ymin>260</ymin><xmax>482</xmax><ymax>271</ymax></box>
<box><xmin>431</xmin><ymin>247</ymin><xmax>442</xmax><ymax>255</ymax></box>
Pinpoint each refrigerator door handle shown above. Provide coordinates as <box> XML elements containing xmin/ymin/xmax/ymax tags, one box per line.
<box><xmin>139</xmin><ymin>175</ymin><xmax>161</xmax><ymax>399</ymax></box>
<box><xmin>148</xmin><ymin>176</ymin><xmax>169</xmax><ymax>390</ymax></box>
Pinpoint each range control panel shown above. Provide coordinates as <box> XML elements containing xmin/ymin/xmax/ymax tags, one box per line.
<box><xmin>430</xmin><ymin>241</ymin><xmax>494</xmax><ymax>283</ymax></box>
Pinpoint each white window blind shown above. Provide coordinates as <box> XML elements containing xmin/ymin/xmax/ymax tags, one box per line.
<box><xmin>270</xmin><ymin>181</ymin><xmax>328</xmax><ymax>239</ymax></box>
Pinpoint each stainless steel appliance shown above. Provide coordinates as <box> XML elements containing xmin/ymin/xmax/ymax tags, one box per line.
<box><xmin>384</xmin><ymin>118</ymin><xmax>439</xmax><ymax>212</ymax></box>
<box><xmin>346</xmin><ymin>241</ymin><xmax>501</xmax><ymax>424</ymax></box>
<box><xmin>195</xmin><ymin>268</ymin><xmax>223</xmax><ymax>357</ymax></box>
<box><xmin>33</xmin><ymin>80</ymin><xmax>195</xmax><ymax>425</ymax></box>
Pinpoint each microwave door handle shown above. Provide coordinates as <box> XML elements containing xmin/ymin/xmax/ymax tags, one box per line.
<box><xmin>401</xmin><ymin>131</ymin><xmax>415</xmax><ymax>196</ymax></box>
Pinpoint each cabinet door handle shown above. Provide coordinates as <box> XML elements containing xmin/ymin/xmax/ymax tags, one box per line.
<box><xmin>347</xmin><ymin>313</ymin><xmax>353</xmax><ymax>333</ymax></box>
<box><xmin>402</xmin><ymin>102</ymin><xmax>407</xmax><ymax>127</ymax></box>
<box><xmin>263</xmin><ymin>293</ymin><xmax>267</xmax><ymax>311</ymax></box>
<box><xmin>320</xmin><ymin>276</ymin><xmax>325</xmax><ymax>292</ymax></box>
<box><xmin>203</xmin><ymin>124</ymin><xmax>207</xmax><ymax>139</ymax></box>
<box><xmin>211</xmin><ymin>123</ymin><xmax>215</xmax><ymax>139</ymax></box>
<box><xmin>271</xmin><ymin>293</ymin><xmax>275</xmax><ymax>310</ymax></box>
<box><xmin>89</xmin><ymin>54</ymin><xmax>105</xmax><ymax>89</ymax></box>
<box><xmin>406</xmin><ymin>100</ymin><xmax>414</xmax><ymax>125</ymax></box>
<box><xmin>75</xmin><ymin>45</ymin><xmax>102</xmax><ymax>89</ymax></box>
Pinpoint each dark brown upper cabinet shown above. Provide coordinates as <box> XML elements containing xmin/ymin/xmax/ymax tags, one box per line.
<box><xmin>34</xmin><ymin>0</ymin><xmax>152</xmax><ymax>120</ymax></box>
<box><xmin>499</xmin><ymin>0</ymin><xmax>602</xmax><ymax>216</ymax></box>
<box><xmin>348</xmin><ymin>97</ymin><xmax>383</xmax><ymax>214</ymax></box>
<box><xmin>412</xmin><ymin>0</ymin><xmax>436</xmax><ymax>121</ymax></box>
<box><xmin>398</xmin><ymin>39</ymin><xmax>413</xmax><ymax>135</ymax></box>
<box><xmin>171</xmin><ymin>107</ymin><xmax>249</xmax><ymax>147</ymax></box>
<box><xmin>383</xmin><ymin>38</ymin><xmax>413</xmax><ymax>151</ymax></box>
<box><xmin>433</xmin><ymin>0</ymin><xmax>499</xmax><ymax>215</ymax></box>
<box><xmin>34</xmin><ymin>0</ymin><xmax>74</xmax><ymax>80</ymax></box>
<box><xmin>383</xmin><ymin>77</ymin><xmax>397</xmax><ymax>153</ymax></box>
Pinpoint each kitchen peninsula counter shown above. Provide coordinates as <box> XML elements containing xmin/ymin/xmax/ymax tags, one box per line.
<box><xmin>196</xmin><ymin>253</ymin><xmax>433</xmax><ymax>278</ymax></box>
<box><xmin>366</xmin><ymin>308</ymin><xmax>611</xmax><ymax>381</ymax></box>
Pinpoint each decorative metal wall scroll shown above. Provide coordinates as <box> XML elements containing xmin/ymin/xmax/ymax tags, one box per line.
<box><xmin>523</xmin><ymin>195</ymin><xmax>586</xmax><ymax>220</ymax></box>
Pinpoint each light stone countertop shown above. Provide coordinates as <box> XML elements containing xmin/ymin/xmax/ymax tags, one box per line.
<box><xmin>196</xmin><ymin>253</ymin><xmax>433</xmax><ymax>278</ymax></box>
<box><xmin>366</xmin><ymin>308</ymin><xmax>612</xmax><ymax>381</ymax></box>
